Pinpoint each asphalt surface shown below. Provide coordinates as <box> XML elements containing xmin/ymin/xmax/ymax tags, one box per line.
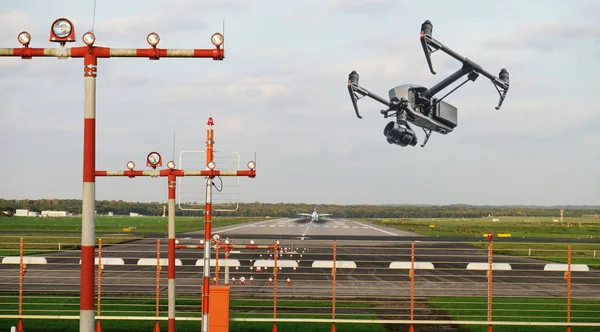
<box><xmin>1</xmin><ymin>217</ymin><xmax>599</xmax><ymax>301</ymax></box>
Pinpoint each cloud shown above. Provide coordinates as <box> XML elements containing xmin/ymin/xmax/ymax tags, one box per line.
<box><xmin>483</xmin><ymin>21</ymin><xmax>600</xmax><ymax>52</ymax></box>
<box><xmin>327</xmin><ymin>0</ymin><xmax>398</xmax><ymax>14</ymax></box>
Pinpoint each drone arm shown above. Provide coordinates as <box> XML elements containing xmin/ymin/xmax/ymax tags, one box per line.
<box><xmin>351</xmin><ymin>84</ymin><xmax>391</xmax><ymax>107</ymax></box>
<box><xmin>421</xmin><ymin>20</ymin><xmax>511</xmax><ymax>109</ymax></box>
<box><xmin>421</xmin><ymin>64</ymin><xmax>472</xmax><ymax>100</ymax></box>
<box><xmin>348</xmin><ymin>70</ymin><xmax>391</xmax><ymax>119</ymax></box>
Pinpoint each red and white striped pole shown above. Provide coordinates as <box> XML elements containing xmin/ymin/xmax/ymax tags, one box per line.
<box><xmin>2</xmin><ymin>25</ymin><xmax>225</xmax><ymax>332</ymax></box>
<box><xmin>202</xmin><ymin>117</ymin><xmax>215</xmax><ymax>332</ymax></box>
<box><xmin>167</xmin><ymin>173</ymin><xmax>177</xmax><ymax>332</ymax></box>
<box><xmin>81</xmin><ymin>48</ymin><xmax>98</xmax><ymax>332</ymax></box>
<box><xmin>95</xmin><ymin>117</ymin><xmax>256</xmax><ymax>332</ymax></box>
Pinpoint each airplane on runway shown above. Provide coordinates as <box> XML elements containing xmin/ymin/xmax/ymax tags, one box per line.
<box><xmin>297</xmin><ymin>207</ymin><xmax>332</xmax><ymax>222</ymax></box>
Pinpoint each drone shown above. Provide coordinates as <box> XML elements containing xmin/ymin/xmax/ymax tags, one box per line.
<box><xmin>347</xmin><ymin>20</ymin><xmax>510</xmax><ymax>147</ymax></box>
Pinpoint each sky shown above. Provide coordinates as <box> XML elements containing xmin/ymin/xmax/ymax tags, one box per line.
<box><xmin>0</xmin><ymin>0</ymin><xmax>599</xmax><ymax>207</ymax></box>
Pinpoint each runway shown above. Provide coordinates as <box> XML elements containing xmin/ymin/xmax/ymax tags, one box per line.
<box><xmin>1</xmin><ymin>217</ymin><xmax>599</xmax><ymax>301</ymax></box>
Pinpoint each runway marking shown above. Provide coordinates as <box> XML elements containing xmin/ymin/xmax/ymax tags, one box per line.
<box><xmin>217</xmin><ymin>219</ymin><xmax>275</xmax><ymax>233</ymax></box>
<box><xmin>352</xmin><ymin>226</ymin><xmax>358</xmax><ymax>229</ymax></box>
<box><xmin>301</xmin><ymin>219</ymin><xmax>314</xmax><ymax>238</ymax></box>
<box><xmin>324</xmin><ymin>226</ymin><xmax>330</xmax><ymax>228</ymax></box>
<box><xmin>353</xmin><ymin>221</ymin><xmax>398</xmax><ymax>236</ymax></box>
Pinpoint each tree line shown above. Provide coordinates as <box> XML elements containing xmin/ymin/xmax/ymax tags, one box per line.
<box><xmin>1</xmin><ymin>198</ymin><xmax>599</xmax><ymax>219</ymax></box>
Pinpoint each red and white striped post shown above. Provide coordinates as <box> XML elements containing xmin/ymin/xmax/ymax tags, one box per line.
<box><xmin>202</xmin><ymin>118</ymin><xmax>215</xmax><ymax>332</ymax></box>
<box><xmin>1</xmin><ymin>21</ymin><xmax>225</xmax><ymax>332</ymax></box>
<box><xmin>167</xmin><ymin>172</ymin><xmax>177</xmax><ymax>332</ymax></box>
<box><xmin>96</xmin><ymin>117</ymin><xmax>256</xmax><ymax>332</ymax></box>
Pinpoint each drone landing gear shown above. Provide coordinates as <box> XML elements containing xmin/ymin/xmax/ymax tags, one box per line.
<box><xmin>420</xmin><ymin>128</ymin><xmax>432</xmax><ymax>147</ymax></box>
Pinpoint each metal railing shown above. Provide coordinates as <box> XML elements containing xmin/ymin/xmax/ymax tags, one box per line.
<box><xmin>0</xmin><ymin>235</ymin><xmax>599</xmax><ymax>331</ymax></box>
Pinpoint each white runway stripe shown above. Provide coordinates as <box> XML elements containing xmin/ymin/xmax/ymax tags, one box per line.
<box><xmin>353</xmin><ymin>221</ymin><xmax>397</xmax><ymax>236</ymax></box>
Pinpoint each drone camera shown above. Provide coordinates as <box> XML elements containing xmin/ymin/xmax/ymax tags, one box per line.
<box><xmin>384</xmin><ymin>121</ymin><xmax>418</xmax><ymax>147</ymax></box>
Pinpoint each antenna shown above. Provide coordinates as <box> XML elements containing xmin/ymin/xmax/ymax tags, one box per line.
<box><xmin>172</xmin><ymin>130</ymin><xmax>176</xmax><ymax>162</ymax></box>
<box><xmin>222</xmin><ymin>19</ymin><xmax>226</xmax><ymax>51</ymax></box>
<box><xmin>91</xmin><ymin>0</ymin><xmax>98</xmax><ymax>32</ymax></box>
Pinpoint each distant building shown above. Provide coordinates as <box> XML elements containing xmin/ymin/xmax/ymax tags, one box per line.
<box><xmin>130</xmin><ymin>212</ymin><xmax>140</xmax><ymax>217</ymax></box>
<box><xmin>28</xmin><ymin>211</ymin><xmax>40</xmax><ymax>217</ymax></box>
<box><xmin>15</xmin><ymin>209</ymin><xmax>29</xmax><ymax>217</ymax></box>
<box><xmin>41</xmin><ymin>211</ymin><xmax>69</xmax><ymax>217</ymax></box>
<box><xmin>108</xmin><ymin>212</ymin><xmax>114</xmax><ymax>216</ymax></box>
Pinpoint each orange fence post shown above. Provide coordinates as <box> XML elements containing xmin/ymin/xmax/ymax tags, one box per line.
<box><xmin>273</xmin><ymin>240</ymin><xmax>279</xmax><ymax>332</ymax></box>
<box><xmin>95</xmin><ymin>238</ymin><xmax>103</xmax><ymax>332</ymax></box>
<box><xmin>566</xmin><ymin>244</ymin><xmax>572</xmax><ymax>332</ymax></box>
<box><xmin>409</xmin><ymin>241</ymin><xmax>415</xmax><ymax>332</ymax></box>
<box><xmin>154</xmin><ymin>239</ymin><xmax>161</xmax><ymax>332</ymax></box>
<box><xmin>215</xmin><ymin>241</ymin><xmax>220</xmax><ymax>285</ymax></box>
<box><xmin>487</xmin><ymin>241</ymin><xmax>493</xmax><ymax>332</ymax></box>
<box><xmin>16</xmin><ymin>237</ymin><xmax>24</xmax><ymax>332</ymax></box>
<box><xmin>331</xmin><ymin>241</ymin><xmax>337</xmax><ymax>332</ymax></box>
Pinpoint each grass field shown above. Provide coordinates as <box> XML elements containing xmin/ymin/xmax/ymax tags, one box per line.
<box><xmin>1</xmin><ymin>294</ymin><xmax>599</xmax><ymax>331</ymax></box>
<box><xmin>468</xmin><ymin>242</ymin><xmax>600</xmax><ymax>267</ymax></box>
<box><xmin>366</xmin><ymin>217</ymin><xmax>600</xmax><ymax>266</ymax></box>
<box><xmin>428</xmin><ymin>296</ymin><xmax>600</xmax><ymax>332</ymax></box>
<box><xmin>367</xmin><ymin>216</ymin><xmax>600</xmax><ymax>239</ymax></box>
<box><xmin>0</xmin><ymin>295</ymin><xmax>386</xmax><ymax>332</ymax></box>
<box><xmin>0</xmin><ymin>216</ymin><xmax>262</xmax><ymax>256</ymax></box>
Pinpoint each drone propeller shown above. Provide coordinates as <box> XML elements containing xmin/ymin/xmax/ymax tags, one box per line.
<box><xmin>420</xmin><ymin>20</ymin><xmax>436</xmax><ymax>75</ymax></box>
<box><xmin>347</xmin><ymin>71</ymin><xmax>362</xmax><ymax>119</ymax></box>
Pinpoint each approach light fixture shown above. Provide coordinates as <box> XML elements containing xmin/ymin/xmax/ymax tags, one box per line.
<box><xmin>146</xmin><ymin>152</ymin><xmax>162</xmax><ymax>168</ymax></box>
<box><xmin>250</xmin><ymin>240</ymin><xmax>255</xmax><ymax>245</ymax></box>
<box><xmin>211</xmin><ymin>32</ymin><xmax>224</xmax><ymax>47</ymax></box>
<box><xmin>146</xmin><ymin>32</ymin><xmax>160</xmax><ymax>47</ymax></box>
<box><xmin>17</xmin><ymin>31</ymin><xmax>31</xmax><ymax>46</ymax></box>
<box><xmin>175</xmin><ymin>239</ymin><xmax>180</xmax><ymax>245</ymax></box>
<box><xmin>126</xmin><ymin>161</ymin><xmax>136</xmax><ymax>170</ymax></box>
<box><xmin>225</xmin><ymin>239</ymin><xmax>230</xmax><ymax>245</ymax></box>
<box><xmin>49</xmin><ymin>18</ymin><xmax>75</xmax><ymax>43</ymax></box>
<box><xmin>167</xmin><ymin>160</ymin><xmax>176</xmax><ymax>170</ymax></box>
<box><xmin>199</xmin><ymin>239</ymin><xmax>205</xmax><ymax>245</ymax></box>
<box><xmin>213</xmin><ymin>233</ymin><xmax>220</xmax><ymax>242</ymax></box>
<box><xmin>247</xmin><ymin>160</ymin><xmax>256</xmax><ymax>170</ymax></box>
<box><xmin>82</xmin><ymin>31</ymin><xmax>96</xmax><ymax>46</ymax></box>
<box><xmin>207</xmin><ymin>161</ymin><xmax>216</xmax><ymax>170</ymax></box>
